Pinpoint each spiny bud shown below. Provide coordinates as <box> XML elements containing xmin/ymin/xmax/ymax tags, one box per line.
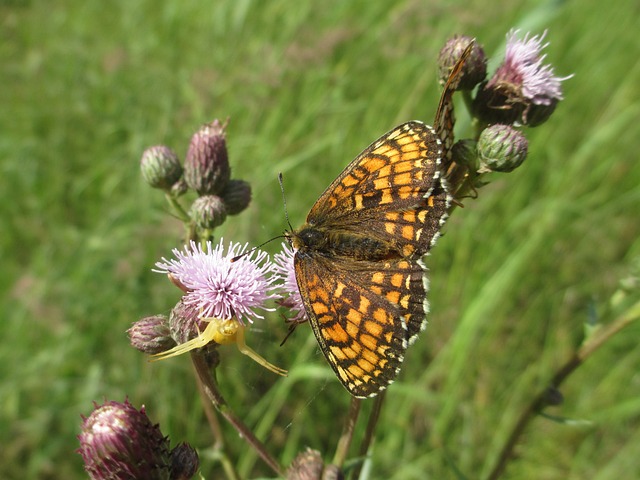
<box><xmin>128</xmin><ymin>315</ymin><xmax>175</xmax><ymax>355</ymax></box>
<box><xmin>477</xmin><ymin>124</ymin><xmax>528</xmax><ymax>173</ymax></box>
<box><xmin>78</xmin><ymin>400</ymin><xmax>172</xmax><ymax>480</ymax></box>
<box><xmin>438</xmin><ymin>35</ymin><xmax>487</xmax><ymax>90</ymax></box>
<box><xmin>221</xmin><ymin>179</ymin><xmax>252</xmax><ymax>215</ymax></box>
<box><xmin>169</xmin><ymin>443</ymin><xmax>199</xmax><ymax>480</ymax></box>
<box><xmin>287</xmin><ymin>448</ymin><xmax>343</xmax><ymax>480</ymax></box>
<box><xmin>141</xmin><ymin>146</ymin><xmax>183</xmax><ymax>191</ymax></box>
<box><xmin>169</xmin><ymin>300</ymin><xmax>203</xmax><ymax>345</ymax></box>
<box><xmin>184</xmin><ymin>119</ymin><xmax>231</xmax><ymax>195</ymax></box>
<box><xmin>189</xmin><ymin>195</ymin><xmax>227</xmax><ymax>230</ymax></box>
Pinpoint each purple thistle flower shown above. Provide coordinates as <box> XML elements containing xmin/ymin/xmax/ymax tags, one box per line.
<box><xmin>502</xmin><ymin>29</ymin><xmax>570</xmax><ymax>106</ymax></box>
<box><xmin>78</xmin><ymin>400</ymin><xmax>172</xmax><ymax>480</ymax></box>
<box><xmin>474</xmin><ymin>30</ymin><xmax>572</xmax><ymax>126</ymax></box>
<box><xmin>154</xmin><ymin>240</ymin><xmax>280</xmax><ymax>325</ymax></box>
<box><xmin>273</xmin><ymin>243</ymin><xmax>308</xmax><ymax>324</ymax></box>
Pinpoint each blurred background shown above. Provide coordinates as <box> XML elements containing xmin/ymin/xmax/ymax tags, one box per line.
<box><xmin>2</xmin><ymin>0</ymin><xmax>639</xmax><ymax>478</ymax></box>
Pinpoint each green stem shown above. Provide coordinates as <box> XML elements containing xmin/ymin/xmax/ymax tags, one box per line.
<box><xmin>165</xmin><ymin>192</ymin><xmax>190</xmax><ymax>221</ymax></box>
<box><xmin>190</xmin><ymin>352</ymin><xmax>285</xmax><ymax>477</ymax></box>
<box><xmin>332</xmin><ymin>396</ymin><xmax>362</xmax><ymax>468</ymax></box>
<box><xmin>352</xmin><ymin>390</ymin><xmax>386</xmax><ymax>479</ymax></box>
<box><xmin>193</xmin><ymin>363</ymin><xmax>240</xmax><ymax>480</ymax></box>
<box><xmin>486</xmin><ymin>299</ymin><xmax>640</xmax><ymax>480</ymax></box>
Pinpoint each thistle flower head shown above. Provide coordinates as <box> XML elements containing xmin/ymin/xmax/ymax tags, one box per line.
<box><xmin>140</xmin><ymin>145</ymin><xmax>183</xmax><ymax>191</ymax></box>
<box><xmin>189</xmin><ymin>195</ymin><xmax>227</xmax><ymax>230</ymax></box>
<box><xmin>477</xmin><ymin>124</ymin><xmax>529</xmax><ymax>173</ymax></box>
<box><xmin>127</xmin><ymin>315</ymin><xmax>175</xmax><ymax>355</ymax></box>
<box><xmin>273</xmin><ymin>242</ymin><xmax>308</xmax><ymax>324</ymax></box>
<box><xmin>78</xmin><ymin>400</ymin><xmax>172</xmax><ymax>480</ymax></box>
<box><xmin>184</xmin><ymin>119</ymin><xmax>231</xmax><ymax>195</ymax></box>
<box><xmin>474</xmin><ymin>30</ymin><xmax>572</xmax><ymax>126</ymax></box>
<box><xmin>502</xmin><ymin>30</ymin><xmax>568</xmax><ymax>106</ymax></box>
<box><xmin>438</xmin><ymin>35</ymin><xmax>487</xmax><ymax>90</ymax></box>
<box><xmin>154</xmin><ymin>239</ymin><xmax>280</xmax><ymax>325</ymax></box>
<box><xmin>221</xmin><ymin>179</ymin><xmax>252</xmax><ymax>215</ymax></box>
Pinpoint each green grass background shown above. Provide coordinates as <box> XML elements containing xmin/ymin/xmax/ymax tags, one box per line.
<box><xmin>2</xmin><ymin>0</ymin><xmax>639</xmax><ymax>478</ymax></box>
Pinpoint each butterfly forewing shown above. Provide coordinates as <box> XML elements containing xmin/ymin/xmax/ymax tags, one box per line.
<box><xmin>306</xmin><ymin>121</ymin><xmax>448</xmax><ymax>258</ymax></box>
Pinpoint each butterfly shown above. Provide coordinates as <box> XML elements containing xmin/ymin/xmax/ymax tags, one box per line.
<box><xmin>288</xmin><ymin>42</ymin><xmax>473</xmax><ymax>398</ymax></box>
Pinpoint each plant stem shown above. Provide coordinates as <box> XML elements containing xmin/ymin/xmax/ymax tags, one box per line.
<box><xmin>192</xmin><ymin>363</ymin><xmax>240</xmax><ymax>480</ymax></box>
<box><xmin>352</xmin><ymin>390</ymin><xmax>386</xmax><ymax>479</ymax></box>
<box><xmin>486</xmin><ymin>299</ymin><xmax>640</xmax><ymax>480</ymax></box>
<box><xmin>332</xmin><ymin>396</ymin><xmax>362</xmax><ymax>468</ymax></box>
<box><xmin>165</xmin><ymin>192</ymin><xmax>190</xmax><ymax>221</ymax></box>
<box><xmin>190</xmin><ymin>351</ymin><xmax>285</xmax><ymax>477</ymax></box>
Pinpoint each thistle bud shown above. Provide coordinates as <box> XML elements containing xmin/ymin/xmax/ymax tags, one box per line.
<box><xmin>169</xmin><ymin>300</ymin><xmax>203</xmax><ymax>345</ymax></box>
<box><xmin>169</xmin><ymin>443</ymin><xmax>199</xmax><ymax>480</ymax></box>
<box><xmin>189</xmin><ymin>195</ymin><xmax>227</xmax><ymax>230</ymax></box>
<box><xmin>477</xmin><ymin>124</ymin><xmax>528</xmax><ymax>173</ymax></box>
<box><xmin>141</xmin><ymin>146</ymin><xmax>183</xmax><ymax>191</ymax></box>
<box><xmin>221</xmin><ymin>179</ymin><xmax>252</xmax><ymax>215</ymax></box>
<box><xmin>78</xmin><ymin>400</ymin><xmax>171</xmax><ymax>480</ymax></box>
<box><xmin>438</xmin><ymin>35</ymin><xmax>487</xmax><ymax>90</ymax></box>
<box><xmin>184</xmin><ymin>119</ymin><xmax>231</xmax><ymax>195</ymax></box>
<box><xmin>287</xmin><ymin>448</ymin><xmax>343</xmax><ymax>480</ymax></box>
<box><xmin>128</xmin><ymin>315</ymin><xmax>175</xmax><ymax>355</ymax></box>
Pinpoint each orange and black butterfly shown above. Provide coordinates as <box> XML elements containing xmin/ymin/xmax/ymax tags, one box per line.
<box><xmin>288</xmin><ymin>43</ymin><xmax>473</xmax><ymax>398</ymax></box>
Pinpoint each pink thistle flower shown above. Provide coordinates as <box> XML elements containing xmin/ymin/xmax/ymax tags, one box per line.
<box><xmin>273</xmin><ymin>242</ymin><xmax>308</xmax><ymax>324</ymax></box>
<box><xmin>474</xmin><ymin>30</ymin><xmax>572</xmax><ymax>126</ymax></box>
<box><xmin>154</xmin><ymin>240</ymin><xmax>280</xmax><ymax>325</ymax></box>
<box><xmin>501</xmin><ymin>29</ymin><xmax>570</xmax><ymax>106</ymax></box>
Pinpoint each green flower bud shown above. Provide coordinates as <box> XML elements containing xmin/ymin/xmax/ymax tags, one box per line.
<box><xmin>438</xmin><ymin>35</ymin><xmax>487</xmax><ymax>90</ymax></box>
<box><xmin>140</xmin><ymin>146</ymin><xmax>183</xmax><ymax>190</ymax></box>
<box><xmin>127</xmin><ymin>315</ymin><xmax>175</xmax><ymax>355</ymax></box>
<box><xmin>78</xmin><ymin>400</ymin><xmax>171</xmax><ymax>480</ymax></box>
<box><xmin>477</xmin><ymin>124</ymin><xmax>528</xmax><ymax>173</ymax></box>
<box><xmin>184</xmin><ymin>120</ymin><xmax>231</xmax><ymax>195</ymax></box>
<box><xmin>221</xmin><ymin>179</ymin><xmax>252</xmax><ymax>215</ymax></box>
<box><xmin>189</xmin><ymin>195</ymin><xmax>227</xmax><ymax>230</ymax></box>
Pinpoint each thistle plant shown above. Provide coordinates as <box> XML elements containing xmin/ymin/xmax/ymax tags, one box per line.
<box><xmin>77</xmin><ymin>31</ymin><xmax>638</xmax><ymax>480</ymax></box>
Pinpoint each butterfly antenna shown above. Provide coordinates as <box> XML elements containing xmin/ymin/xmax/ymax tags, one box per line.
<box><xmin>279</xmin><ymin>172</ymin><xmax>295</xmax><ymax>232</ymax></box>
<box><xmin>230</xmin><ymin>235</ymin><xmax>286</xmax><ymax>262</ymax></box>
<box><xmin>230</xmin><ymin>173</ymin><xmax>294</xmax><ymax>263</ymax></box>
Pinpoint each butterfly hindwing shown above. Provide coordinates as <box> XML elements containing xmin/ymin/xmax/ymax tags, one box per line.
<box><xmin>294</xmin><ymin>252</ymin><xmax>430</xmax><ymax>397</ymax></box>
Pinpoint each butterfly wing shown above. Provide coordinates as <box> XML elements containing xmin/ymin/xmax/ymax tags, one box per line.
<box><xmin>435</xmin><ymin>40</ymin><xmax>475</xmax><ymax>168</ymax></box>
<box><xmin>307</xmin><ymin>121</ymin><xmax>449</xmax><ymax>258</ymax></box>
<box><xmin>294</xmin><ymin>251</ymin><xmax>428</xmax><ymax>397</ymax></box>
